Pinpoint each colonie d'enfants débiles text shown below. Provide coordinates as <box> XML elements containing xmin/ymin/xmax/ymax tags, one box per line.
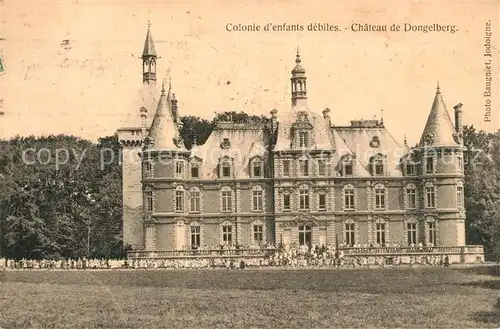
<box><xmin>226</xmin><ymin>22</ymin><xmax>458</xmax><ymax>33</ymax></box>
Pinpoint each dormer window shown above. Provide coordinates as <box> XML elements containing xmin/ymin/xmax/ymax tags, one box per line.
<box><xmin>406</xmin><ymin>163</ymin><xmax>415</xmax><ymax>176</ymax></box>
<box><xmin>251</xmin><ymin>158</ymin><xmax>263</xmax><ymax>178</ymax></box>
<box><xmin>219</xmin><ymin>156</ymin><xmax>234</xmax><ymax>178</ymax></box>
<box><xmin>340</xmin><ymin>155</ymin><xmax>354</xmax><ymax>177</ymax></box>
<box><xmin>222</xmin><ymin>163</ymin><xmax>231</xmax><ymax>177</ymax></box>
<box><xmin>191</xmin><ymin>165</ymin><xmax>199</xmax><ymax>178</ymax></box>
<box><xmin>370</xmin><ymin>154</ymin><xmax>386</xmax><ymax>176</ymax></box>
<box><xmin>299</xmin><ymin>131</ymin><xmax>308</xmax><ymax>147</ymax></box>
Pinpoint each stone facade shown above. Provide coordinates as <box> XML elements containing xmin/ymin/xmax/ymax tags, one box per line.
<box><xmin>118</xmin><ymin>25</ymin><xmax>469</xmax><ymax>251</ymax></box>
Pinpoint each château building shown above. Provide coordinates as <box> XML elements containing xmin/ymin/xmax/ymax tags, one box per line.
<box><xmin>118</xmin><ymin>24</ymin><xmax>467</xmax><ymax>251</ymax></box>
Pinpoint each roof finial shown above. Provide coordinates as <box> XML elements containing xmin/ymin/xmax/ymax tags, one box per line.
<box><xmin>380</xmin><ymin>109</ymin><xmax>384</xmax><ymax>124</ymax></box>
<box><xmin>436</xmin><ymin>80</ymin><xmax>441</xmax><ymax>94</ymax></box>
<box><xmin>296</xmin><ymin>46</ymin><xmax>301</xmax><ymax>64</ymax></box>
<box><xmin>161</xmin><ymin>80</ymin><xmax>166</xmax><ymax>95</ymax></box>
<box><xmin>147</xmin><ymin>20</ymin><xmax>151</xmax><ymax>29</ymax></box>
<box><xmin>404</xmin><ymin>134</ymin><xmax>408</xmax><ymax>145</ymax></box>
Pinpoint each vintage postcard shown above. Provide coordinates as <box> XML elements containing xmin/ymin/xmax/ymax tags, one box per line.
<box><xmin>0</xmin><ymin>1</ymin><xmax>499</xmax><ymax>328</ymax></box>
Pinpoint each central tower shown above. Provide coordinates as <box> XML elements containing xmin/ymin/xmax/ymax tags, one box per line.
<box><xmin>290</xmin><ymin>49</ymin><xmax>307</xmax><ymax>108</ymax></box>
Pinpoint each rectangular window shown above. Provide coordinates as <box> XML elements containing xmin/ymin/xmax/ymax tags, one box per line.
<box><xmin>426</xmin><ymin>156</ymin><xmax>434</xmax><ymax>174</ymax></box>
<box><xmin>318</xmin><ymin>193</ymin><xmax>326</xmax><ymax>211</ymax></box>
<box><xmin>457</xmin><ymin>155</ymin><xmax>464</xmax><ymax>171</ymax></box>
<box><xmin>190</xmin><ymin>226</ymin><xmax>201</xmax><ymax>248</ymax></box>
<box><xmin>344</xmin><ymin>189</ymin><xmax>355</xmax><ymax>210</ymax></box>
<box><xmin>374</xmin><ymin>159</ymin><xmax>384</xmax><ymax>176</ymax></box>
<box><xmin>283</xmin><ymin>194</ymin><xmax>291</xmax><ymax>211</ymax></box>
<box><xmin>298</xmin><ymin>225</ymin><xmax>312</xmax><ymax>246</ymax></box>
<box><xmin>345</xmin><ymin>223</ymin><xmax>355</xmax><ymax>247</ymax></box>
<box><xmin>253</xmin><ymin>162</ymin><xmax>262</xmax><ymax>177</ymax></box>
<box><xmin>175</xmin><ymin>190</ymin><xmax>184</xmax><ymax>212</ymax></box>
<box><xmin>425</xmin><ymin>187</ymin><xmax>435</xmax><ymax>208</ymax></box>
<box><xmin>222</xmin><ymin>225</ymin><xmax>232</xmax><ymax>245</ymax></box>
<box><xmin>344</xmin><ymin>163</ymin><xmax>353</xmax><ymax>176</ymax></box>
<box><xmin>376</xmin><ymin>223</ymin><xmax>386</xmax><ymax>245</ymax></box>
<box><xmin>190</xmin><ymin>191</ymin><xmax>200</xmax><ymax>212</ymax></box>
<box><xmin>407</xmin><ymin>223</ymin><xmax>417</xmax><ymax>245</ymax></box>
<box><xmin>428</xmin><ymin>222</ymin><xmax>436</xmax><ymax>245</ymax></box>
<box><xmin>375</xmin><ymin>188</ymin><xmax>385</xmax><ymax>210</ymax></box>
<box><xmin>406</xmin><ymin>163</ymin><xmax>415</xmax><ymax>176</ymax></box>
<box><xmin>299</xmin><ymin>159</ymin><xmax>309</xmax><ymax>176</ymax></box>
<box><xmin>191</xmin><ymin>165</ymin><xmax>199</xmax><ymax>178</ymax></box>
<box><xmin>145</xmin><ymin>191</ymin><xmax>153</xmax><ymax>212</ymax></box>
<box><xmin>406</xmin><ymin>188</ymin><xmax>417</xmax><ymax>209</ymax></box>
<box><xmin>144</xmin><ymin>161</ymin><xmax>152</xmax><ymax>174</ymax></box>
<box><xmin>318</xmin><ymin>160</ymin><xmax>326</xmax><ymax>176</ymax></box>
<box><xmin>222</xmin><ymin>163</ymin><xmax>231</xmax><ymax>177</ymax></box>
<box><xmin>253</xmin><ymin>225</ymin><xmax>263</xmax><ymax>245</ymax></box>
<box><xmin>175</xmin><ymin>161</ymin><xmax>183</xmax><ymax>177</ymax></box>
<box><xmin>252</xmin><ymin>190</ymin><xmax>263</xmax><ymax>211</ymax></box>
<box><xmin>299</xmin><ymin>131</ymin><xmax>308</xmax><ymax>147</ymax></box>
<box><xmin>457</xmin><ymin>186</ymin><xmax>464</xmax><ymax>208</ymax></box>
<box><xmin>299</xmin><ymin>189</ymin><xmax>310</xmax><ymax>210</ymax></box>
<box><xmin>221</xmin><ymin>191</ymin><xmax>232</xmax><ymax>212</ymax></box>
<box><xmin>283</xmin><ymin>160</ymin><xmax>290</xmax><ymax>177</ymax></box>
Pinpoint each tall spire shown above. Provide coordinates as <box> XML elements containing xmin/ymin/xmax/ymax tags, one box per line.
<box><xmin>418</xmin><ymin>84</ymin><xmax>460</xmax><ymax>147</ymax></box>
<box><xmin>142</xmin><ymin>21</ymin><xmax>157</xmax><ymax>84</ymax></box>
<box><xmin>290</xmin><ymin>49</ymin><xmax>307</xmax><ymax>108</ymax></box>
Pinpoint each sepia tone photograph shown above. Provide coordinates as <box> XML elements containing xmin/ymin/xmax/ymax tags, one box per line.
<box><xmin>0</xmin><ymin>1</ymin><xmax>499</xmax><ymax>328</ymax></box>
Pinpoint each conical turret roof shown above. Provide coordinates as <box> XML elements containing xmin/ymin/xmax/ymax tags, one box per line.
<box><xmin>418</xmin><ymin>84</ymin><xmax>459</xmax><ymax>147</ymax></box>
<box><xmin>146</xmin><ymin>83</ymin><xmax>186</xmax><ymax>151</ymax></box>
<box><xmin>142</xmin><ymin>22</ymin><xmax>157</xmax><ymax>58</ymax></box>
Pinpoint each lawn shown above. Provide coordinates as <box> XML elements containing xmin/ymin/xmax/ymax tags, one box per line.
<box><xmin>0</xmin><ymin>266</ymin><xmax>499</xmax><ymax>328</ymax></box>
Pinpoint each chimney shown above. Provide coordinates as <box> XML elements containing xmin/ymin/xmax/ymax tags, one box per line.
<box><xmin>171</xmin><ymin>93</ymin><xmax>178</xmax><ymax>124</ymax></box>
<box><xmin>322</xmin><ymin>108</ymin><xmax>331</xmax><ymax>126</ymax></box>
<box><xmin>270</xmin><ymin>109</ymin><xmax>278</xmax><ymax>134</ymax></box>
<box><xmin>454</xmin><ymin>103</ymin><xmax>463</xmax><ymax>135</ymax></box>
<box><xmin>140</xmin><ymin>107</ymin><xmax>148</xmax><ymax>140</ymax></box>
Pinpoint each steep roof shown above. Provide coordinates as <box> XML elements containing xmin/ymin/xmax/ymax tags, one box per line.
<box><xmin>191</xmin><ymin>123</ymin><xmax>268</xmax><ymax>179</ymax></box>
<box><xmin>142</xmin><ymin>23</ymin><xmax>157</xmax><ymax>58</ymax></box>
<box><xmin>418</xmin><ymin>85</ymin><xmax>459</xmax><ymax>147</ymax></box>
<box><xmin>274</xmin><ymin>107</ymin><xmax>333</xmax><ymax>151</ymax></box>
<box><xmin>146</xmin><ymin>84</ymin><xmax>186</xmax><ymax>151</ymax></box>
<box><xmin>332</xmin><ymin>124</ymin><xmax>407</xmax><ymax>177</ymax></box>
<box><xmin>117</xmin><ymin>82</ymin><xmax>159</xmax><ymax>129</ymax></box>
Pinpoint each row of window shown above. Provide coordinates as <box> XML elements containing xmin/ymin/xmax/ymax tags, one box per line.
<box><xmin>188</xmin><ymin>223</ymin><xmax>264</xmax><ymax>247</ymax></box>
<box><xmin>144</xmin><ymin>153</ymin><xmax>465</xmax><ymax>180</ymax></box>
<box><xmin>144</xmin><ymin>183</ymin><xmax>464</xmax><ymax>213</ymax></box>
<box><xmin>185</xmin><ymin>222</ymin><xmax>437</xmax><ymax>248</ymax></box>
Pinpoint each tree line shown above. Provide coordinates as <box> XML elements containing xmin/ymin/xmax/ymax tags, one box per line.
<box><xmin>0</xmin><ymin>111</ymin><xmax>499</xmax><ymax>260</ymax></box>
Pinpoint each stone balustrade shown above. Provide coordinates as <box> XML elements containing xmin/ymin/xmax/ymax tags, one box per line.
<box><xmin>128</xmin><ymin>245</ymin><xmax>484</xmax><ymax>264</ymax></box>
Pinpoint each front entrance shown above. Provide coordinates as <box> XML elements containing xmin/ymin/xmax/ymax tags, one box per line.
<box><xmin>298</xmin><ymin>225</ymin><xmax>312</xmax><ymax>246</ymax></box>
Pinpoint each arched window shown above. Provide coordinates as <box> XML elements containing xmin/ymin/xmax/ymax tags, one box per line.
<box><xmin>404</xmin><ymin>183</ymin><xmax>417</xmax><ymax>209</ymax></box>
<box><xmin>189</xmin><ymin>187</ymin><xmax>201</xmax><ymax>213</ymax></box>
<box><xmin>250</xmin><ymin>157</ymin><xmax>264</xmax><ymax>178</ymax></box>
<box><xmin>374</xmin><ymin>183</ymin><xmax>387</xmax><ymax>210</ymax></box>
<box><xmin>339</xmin><ymin>155</ymin><xmax>354</xmax><ymax>177</ymax></box>
<box><xmin>373</xmin><ymin>218</ymin><xmax>389</xmax><ymax>246</ymax></box>
<box><xmin>219</xmin><ymin>156</ymin><xmax>233</xmax><ymax>178</ymax></box>
<box><xmin>175</xmin><ymin>185</ymin><xmax>185</xmax><ymax>212</ymax></box>
<box><xmin>342</xmin><ymin>184</ymin><xmax>356</xmax><ymax>210</ymax></box>
<box><xmin>404</xmin><ymin>217</ymin><xmax>419</xmax><ymax>246</ymax></box>
<box><xmin>343</xmin><ymin>218</ymin><xmax>357</xmax><ymax>247</ymax></box>
<box><xmin>370</xmin><ymin>154</ymin><xmax>387</xmax><ymax>176</ymax></box>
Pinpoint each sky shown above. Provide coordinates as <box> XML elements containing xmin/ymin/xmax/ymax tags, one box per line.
<box><xmin>0</xmin><ymin>0</ymin><xmax>498</xmax><ymax>144</ymax></box>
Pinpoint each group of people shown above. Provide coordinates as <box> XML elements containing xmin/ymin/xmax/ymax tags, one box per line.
<box><xmin>0</xmin><ymin>243</ymin><xmax>451</xmax><ymax>270</ymax></box>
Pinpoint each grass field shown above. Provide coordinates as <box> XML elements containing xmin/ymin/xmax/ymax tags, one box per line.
<box><xmin>1</xmin><ymin>266</ymin><xmax>500</xmax><ymax>329</ymax></box>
